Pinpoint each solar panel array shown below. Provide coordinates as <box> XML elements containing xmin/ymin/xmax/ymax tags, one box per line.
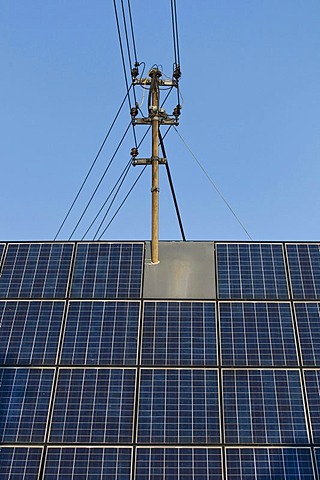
<box><xmin>1</xmin><ymin>241</ymin><xmax>320</xmax><ymax>479</ymax></box>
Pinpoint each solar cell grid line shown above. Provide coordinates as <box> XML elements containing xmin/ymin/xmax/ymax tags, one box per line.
<box><xmin>0</xmin><ymin>243</ymin><xmax>74</xmax><ymax>299</ymax></box>
<box><xmin>0</xmin><ymin>447</ymin><xmax>43</xmax><ymax>480</ymax></box>
<box><xmin>141</xmin><ymin>301</ymin><xmax>217</xmax><ymax>366</ymax></box>
<box><xmin>216</xmin><ymin>243</ymin><xmax>289</xmax><ymax>300</ymax></box>
<box><xmin>303</xmin><ymin>370</ymin><xmax>320</xmax><ymax>444</ymax></box>
<box><xmin>48</xmin><ymin>368</ymin><xmax>136</xmax><ymax>443</ymax></box>
<box><xmin>43</xmin><ymin>447</ymin><xmax>132</xmax><ymax>479</ymax></box>
<box><xmin>137</xmin><ymin>369</ymin><xmax>220</xmax><ymax>444</ymax></box>
<box><xmin>219</xmin><ymin>302</ymin><xmax>298</xmax><ymax>367</ymax></box>
<box><xmin>222</xmin><ymin>369</ymin><xmax>309</xmax><ymax>444</ymax></box>
<box><xmin>70</xmin><ymin>242</ymin><xmax>144</xmax><ymax>299</ymax></box>
<box><xmin>286</xmin><ymin>243</ymin><xmax>320</xmax><ymax>300</ymax></box>
<box><xmin>135</xmin><ymin>447</ymin><xmax>223</xmax><ymax>480</ymax></box>
<box><xmin>0</xmin><ymin>301</ymin><xmax>65</xmax><ymax>365</ymax></box>
<box><xmin>225</xmin><ymin>447</ymin><xmax>315</xmax><ymax>479</ymax></box>
<box><xmin>294</xmin><ymin>303</ymin><xmax>320</xmax><ymax>366</ymax></box>
<box><xmin>0</xmin><ymin>368</ymin><xmax>54</xmax><ymax>443</ymax></box>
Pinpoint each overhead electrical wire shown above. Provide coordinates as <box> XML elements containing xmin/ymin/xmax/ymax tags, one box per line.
<box><xmin>127</xmin><ymin>0</ymin><xmax>138</xmax><ymax>66</ymax></box>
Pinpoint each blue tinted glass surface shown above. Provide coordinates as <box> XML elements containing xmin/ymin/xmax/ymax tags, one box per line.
<box><xmin>295</xmin><ymin>303</ymin><xmax>320</xmax><ymax>365</ymax></box>
<box><xmin>287</xmin><ymin>244</ymin><xmax>320</xmax><ymax>299</ymax></box>
<box><xmin>136</xmin><ymin>448</ymin><xmax>222</xmax><ymax>480</ymax></box>
<box><xmin>217</xmin><ymin>243</ymin><xmax>288</xmax><ymax>299</ymax></box>
<box><xmin>0</xmin><ymin>301</ymin><xmax>64</xmax><ymax>365</ymax></box>
<box><xmin>0</xmin><ymin>243</ymin><xmax>73</xmax><ymax>298</ymax></box>
<box><xmin>226</xmin><ymin>448</ymin><xmax>315</xmax><ymax>479</ymax></box>
<box><xmin>137</xmin><ymin>369</ymin><xmax>220</xmax><ymax>444</ymax></box>
<box><xmin>70</xmin><ymin>243</ymin><xmax>143</xmax><ymax>299</ymax></box>
<box><xmin>0</xmin><ymin>368</ymin><xmax>54</xmax><ymax>442</ymax></box>
<box><xmin>0</xmin><ymin>447</ymin><xmax>42</xmax><ymax>480</ymax></box>
<box><xmin>141</xmin><ymin>302</ymin><xmax>217</xmax><ymax>366</ymax></box>
<box><xmin>220</xmin><ymin>302</ymin><xmax>298</xmax><ymax>366</ymax></box>
<box><xmin>0</xmin><ymin>244</ymin><xmax>5</xmax><ymax>263</ymax></box>
<box><xmin>44</xmin><ymin>447</ymin><xmax>132</xmax><ymax>479</ymax></box>
<box><xmin>49</xmin><ymin>368</ymin><xmax>136</xmax><ymax>443</ymax></box>
<box><xmin>315</xmin><ymin>448</ymin><xmax>320</xmax><ymax>478</ymax></box>
<box><xmin>223</xmin><ymin>370</ymin><xmax>308</xmax><ymax>444</ymax></box>
<box><xmin>60</xmin><ymin>301</ymin><xmax>139</xmax><ymax>365</ymax></box>
<box><xmin>304</xmin><ymin>370</ymin><xmax>320</xmax><ymax>443</ymax></box>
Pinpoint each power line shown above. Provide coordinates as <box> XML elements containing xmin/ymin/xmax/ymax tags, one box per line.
<box><xmin>173</xmin><ymin>127</ymin><xmax>253</xmax><ymax>240</ymax></box>
<box><xmin>127</xmin><ymin>0</ymin><xmax>138</xmax><ymax>65</ymax></box>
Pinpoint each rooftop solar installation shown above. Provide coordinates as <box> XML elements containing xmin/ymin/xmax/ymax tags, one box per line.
<box><xmin>304</xmin><ymin>370</ymin><xmax>320</xmax><ymax>443</ymax></box>
<box><xmin>0</xmin><ymin>243</ymin><xmax>73</xmax><ymax>299</ymax></box>
<box><xmin>43</xmin><ymin>447</ymin><xmax>132</xmax><ymax>479</ymax></box>
<box><xmin>137</xmin><ymin>369</ymin><xmax>220</xmax><ymax>444</ymax></box>
<box><xmin>49</xmin><ymin>368</ymin><xmax>136</xmax><ymax>443</ymax></box>
<box><xmin>0</xmin><ymin>301</ymin><xmax>64</xmax><ymax>365</ymax></box>
<box><xmin>141</xmin><ymin>302</ymin><xmax>217</xmax><ymax>366</ymax></box>
<box><xmin>219</xmin><ymin>302</ymin><xmax>298</xmax><ymax>366</ymax></box>
<box><xmin>216</xmin><ymin>243</ymin><xmax>289</xmax><ymax>299</ymax></box>
<box><xmin>294</xmin><ymin>303</ymin><xmax>320</xmax><ymax>366</ymax></box>
<box><xmin>0</xmin><ymin>368</ymin><xmax>54</xmax><ymax>443</ymax></box>
<box><xmin>286</xmin><ymin>244</ymin><xmax>320</xmax><ymax>299</ymax></box>
<box><xmin>70</xmin><ymin>242</ymin><xmax>143</xmax><ymax>298</ymax></box>
<box><xmin>135</xmin><ymin>448</ymin><xmax>222</xmax><ymax>479</ymax></box>
<box><xmin>0</xmin><ymin>447</ymin><xmax>42</xmax><ymax>480</ymax></box>
<box><xmin>223</xmin><ymin>369</ymin><xmax>308</xmax><ymax>444</ymax></box>
<box><xmin>226</xmin><ymin>448</ymin><xmax>315</xmax><ymax>479</ymax></box>
<box><xmin>60</xmin><ymin>301</ymin><xmax>139</xmax><ymax>365</ymax></box>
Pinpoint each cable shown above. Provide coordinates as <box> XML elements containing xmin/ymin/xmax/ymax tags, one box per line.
<box><xmin>173</xmin><ymin>127</ymin><xmax>253</xmax><ymax>240</ymax></box>
<box><xmin>127</xmin><ymin>0</ymin><xmax>138</xmax><ymax>66</ymax></box>
<box><xmin>173</xmin><ymin>0</ymin><xmax>181</xmax><ymax>66</ymax></box>
<box><xmin>68</xmin><ymin>122</ymin><xmax>132</xmax><ymax>240</ymax></box>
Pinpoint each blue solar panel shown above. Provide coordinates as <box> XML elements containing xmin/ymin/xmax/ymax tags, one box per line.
<box><xmin>44</xmin><ymin>447</ymin><xmax>132</xmax><ymax>479</ymax></box>
<box><xmin>0</xmin><ymin>368</ymin><xmax>54</xmax><ymax>442</ymax></box>
<box><xmin>226</xmin><ymin>448</ymin><xmax>315</xmax><ymax>479</ymax></box>
<box><xmin>141</xmin><ymin>302</ymin><xmax>217</xmax><ymax>366</ymax></box>
<box><xmin>0</xmin><ymin>301</ymin><xmax>64</xmax><ymax>365</ymax></box>
<box><xmin>0</xmin><ymin>447</ymin><xmax>42</xmax><ymax>480</ymax></box>
<box><xmin>223</xmin><ymin>369</ymin><xmax>308</xmax><ymax>444</ymax></box>
<box><xmin>60</xmin><ymin>301</ymin><xmax>139</xmax><ymax>365</ymax></box>
<box><xmin>137</xmin><ymin>369</ymin><xmax>220</xmax><ymax>444</ymax></box>
<box><xmin>304</xmin><ymin>370</ymin><xmax>320</xmax><ymax>443</ymax></box>
<box><xmin>287</xmin><ymin>244</ymin><xmax>320</xmax><ymax>299</ymax></box>
<box><xmin>315</xmin><ymin>448</ymin><xmax>320</xmax><ymax>478</ymax></box>
<box><xmin>136</xmin><ymin>448</ymin><xmax>222</xmax><ymax>479</ymax></box>
<box><xmin>0</xmin><ymin>243</ymin><xmax>73</xmax><ymax>298</ymax></box>
<box><xmin>216</xmin><ymin>243</ymin><xmax>289</xmax><ymax>299</ymax></box>
<box><xmin>49</xmin><ymin>368</ymin><xmax>136</xmax><ymax>443</ymax></box>
<box><xmin>294</xmin><ymin>303</ymin><xmax>320</xmax><ymax>366</ymax></box>
<box><xmin>0</xmin><ymin>243</ymin><xmax>5</xmax><ymax>263</ymax></box>
<box><xmin>70</xmin><ymin>243</ymin><xmax>143</xmax><ymax>299</ymax></box>
<box><xmin>220</xmin><ymin>302</ymin><xmax>298</xmax><ymax>366</ymax></box>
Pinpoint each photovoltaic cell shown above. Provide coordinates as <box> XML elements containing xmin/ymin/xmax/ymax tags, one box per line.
<box><xmin>70</xmin><ymin>243</ymin><xmax>143</xmax><ymax>299</ymax></box>
<box><xmin>0</xmin><ymin>368</ymin><xmax>54</xmax><ymax>442</ymax></box>
<box><xmin>137</xmin><ymin>369</ymin><xmax>220</xmax><ymax>444</ymax></box>
<box><xmin>141</xmin><ymin>302</ymin><xmax>217</xmax><ymax>366</ymax></box>
<box><xmin>60</xmin><ymin>301</ymin><xmax>139</xmax><ymax>365</ymax></box>
<box><xmin>136</xmin><ymin>448</ymin><xmax>222</xmax><ymax>480</ymax></box>
<box><xmin>0</xmin><ymin>447</ymin><xmax>42</xmax><ymax>480</ymax></box>
<box><xmin>49</xmin><ymin>368</ymin><xmax>136</xmax><ymax>443</ymax></box>
<box><xmin>287</xmin><ymin>244</ymin><xmax>320</xmax><ymax>299</ymax></box>
<box><xmin>0</xmin><ymin>243</ymin><xmax>73</xmax><ymax>298</ymax></box>
<box><xmin>220</xmin><ymin>302</ymin><xmax>298</xmax><ymax>366</ymax></box>
<box><xmin>294</xmin><ymin>303</ymin><xmax>320</xmax><ymax>366</ymax></box>
<box><xmin>0</xmin><ymin>243</ymin><xmax>5</xmax><ymax>263</ymax></box>
<box><xmin>223</xmin><ymin>369</ymin><xmax>308</xmax><ymax>444</ymax></box>
<box><xmin>315</xmin><ymin>448</ymin><xmax>320</xmax><ymax>477</ymax></box>
<box><xmin>216</xmin><ymin>243</ymin><xmax>288</xmax><ymax>299</ymax></box>
<box><xmin>44</xmin><ymin>447</ymin><xmax>132</xmax><ymax>479</ymax></box>
<box><xmin>0</xmin><ymin>301</ymin><xmax>64</xmax><ymax>365</ymax></box>
<box><xmin>226</xmin><ymin>448</ymin><xmax>315</xmax><ymax>479</ymax></box>
<box><xmin>304</xmin><ymin>370</ymin><xmax>320</xmax><ymax>443</ymax></box>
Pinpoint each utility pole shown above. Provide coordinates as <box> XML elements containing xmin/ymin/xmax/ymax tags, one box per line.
<box><xmin>131</xmin><ymin>66</ymin><xmax>181</xmax><ymax>263</ymax></box>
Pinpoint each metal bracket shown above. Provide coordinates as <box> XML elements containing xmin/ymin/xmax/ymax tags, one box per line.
<box><xmin>132</xmin><ymin>157</ymin><xmax>167</xmax><ymax>166</ymax></box>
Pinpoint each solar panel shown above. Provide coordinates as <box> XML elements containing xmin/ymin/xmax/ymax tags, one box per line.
<box><xmin>294</xmin><ymin>303</ymin><xmax>320</xmax><ymax>366</ymax></box>
<box><xmin>135</xmin><ymin>448</ymin><xmax>222</xmax><ymax>480</ymax></box>
<box><xmin>60</xmin><ymin>301</ymin><xmax>139</xmax><ymax>365</ymax></box>
<box><xmin>315</xmin><ymin>448</ymin><xmax>320</xmax><ymax>477</ymax></box>
<box><xmin>141</xmin><ymin>302</ymin><xmax>217</xmax><ymax>366</ymax></box>
<box><xmin>43</xmin><ymin>447</ymin><xmax>132</xmax><ymax>479</ymax></box>
<box><xmin>223</xmin><ymin>369</ymin><xmax>308</xmax><ymax>444</ymax></box>
<box><xmin>0</xmin><ymin>243</ymin><xmax>73</xmax><ymax>298</ymax></box>
<box><xmin>49</xmin><ymin>368</ymin><xmax>136</xmax><ymax>443</ymax></box>
<box><xmin>304</xmin><ymin>370</ymin><xmax>320</xmax><ymax>443</ymax></box>
<box><xmin>0</xmin><ymin>447</ymin><xmax>42</xmax><ymax>480</ymax></box>
<box><xmin>286</xmin><ymin>244</ymin><xmax>320</xmax><ymax>299</ymax></box>
<box><xmin>226</xmin><ymin>448</ymin><xmax>315</xmax><ymax>479</ymax></box>
<box><xmin>0</xmin><ymin>243</ymin><xmax>5</xmax><ymax>264</ymax></box>
<box><xmin>216</xmin><ymin>243</ymin><xmax>289</xmax><ymax>299</ymax></box>
<box><xmin>0</xmin><ymin>368</ymin><xmax>54</xmax><ymax>442</ymax></box>
<box><xmin>0</xmin><ymin>301</ymin><xmax>65</xmax><ymax>365</ymax></box>
<box><xmin>137</xmin><ymin>369</ymin><xmax>220</xmax><ymax>444</ymax></box>
<box><xmin>70</xmin><ymin>243</ymin><xmax>143</xmax><ymax>299</ymax></box>
<box><xmin>220</xmin><ymin>302</ymin><xmax>298</xmax><ymax>366</ymax></box>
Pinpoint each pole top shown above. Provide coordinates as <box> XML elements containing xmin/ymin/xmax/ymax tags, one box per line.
<box><xmin>149</xmin><ymin>67</ymin><xmax>162</xmax><ymax>79</ymax></box>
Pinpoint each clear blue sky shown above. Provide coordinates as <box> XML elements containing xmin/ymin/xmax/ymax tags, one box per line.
<box><xmin>1</xmin><ymin>1</ymin><xmax>320</xmax><ymax>241</ymax></box>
